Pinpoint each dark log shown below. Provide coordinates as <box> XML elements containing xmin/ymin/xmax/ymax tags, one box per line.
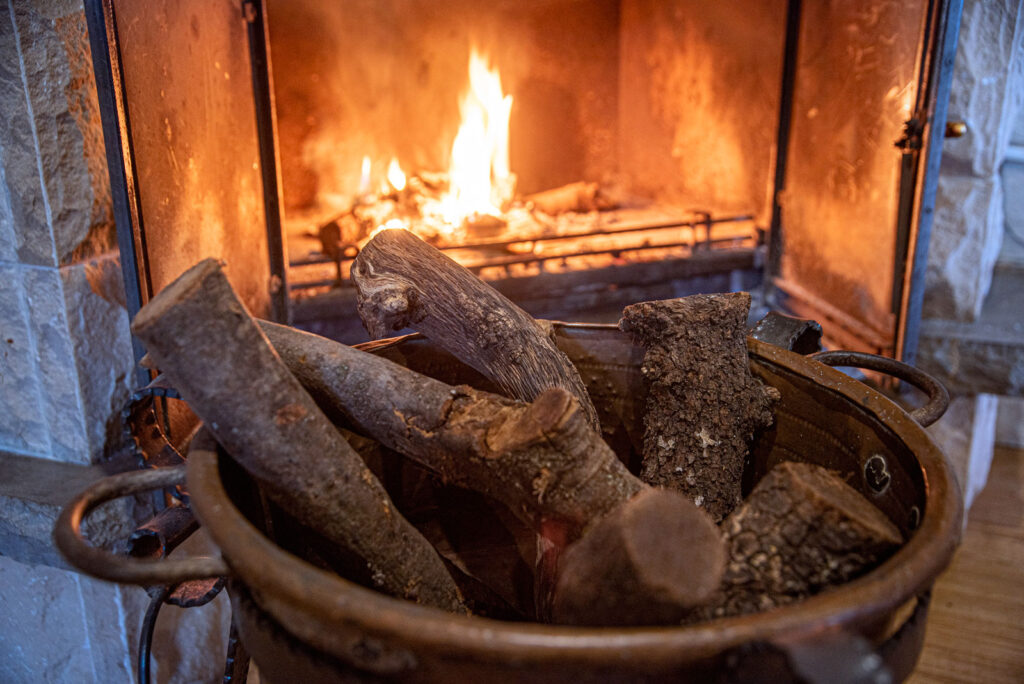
<box><xmin>620</xmin><ymin>293</ymin><xmax>777</xmax><ymax>521</ymax></box>
<box><xmin>130</xmin><ymin>259</ymin><xmax>465</xmax><ymax>613</ymax></box>
<box><xmin>693</xmin><ymin>461</ymin><xmax>903</xmax><ymax>621</ymax></box>
<box><xmin>552</xmin><ymin>487</ymin><xmax>725</xmax><ymax>626</ymax></box>
<box><xmin>260</xmin><ymin>321</ymin><xmax>725</xmax><ymax>625</ymax></box>
<box><xmin>350</xmin><ymin>228</ymin><xmax>600</xmax><ymax>430</ymax></box>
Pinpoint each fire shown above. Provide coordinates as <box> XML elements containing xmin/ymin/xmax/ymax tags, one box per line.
<box><xmin>386</xmin><ymin>158</ymin><xmax>407</xmax><ymax>192</ymax></box>
<box><xmin>438</xmin><ymin>49</ymin><xmax>515</xmax><ymax>225</ymax></box>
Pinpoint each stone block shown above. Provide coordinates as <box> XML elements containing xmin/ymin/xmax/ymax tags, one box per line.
<box><xmin>7</xmin><ymin>0</ymin><xmax>112</xmax><ymax>265</ymax></box>
<box><xmin>0</xmin><ymin>4</ymin><xmax>56</xmax><ymax>267</ymax></box>
<box><xmin>927</xmin><ymin>394</ymin><xmax>998</xmax><ymax>517</ymax></box>
<box><xmin>0</xmin><ymin>264</ymin><xmax>50</xmax><ymax>457</ymax></box>
<box><xmin>996</xmin><ymin>395</ymin><xmax>1024</xmax><ymax>447</ymax></box>
<box><xmin>0</xmin><ymin>555</ymin><xmax>97</xmax><ymax>682</ymax></box>
<box><xmin>23</xmin><ymin>265</ymin><xmax>90</xmax><ymax>463</ymax></box>
<box><xmin>941</xmin><ymin>0</ymin><xmax>1024</xmax><ymax>177</ymax></box>
<box><xmin>1002</xmin><ymin>161</ymin><xmax>1024</xmax><ymax>251</ymax></box>
<box><xmin>0</xmin><ymin>552</ymin><xmax>232</xmax><ymax>683</ymax></box>
<box><xmin>61</xmin><ymin>256</ymin><xmax>134</xmax><ymax>460</ymax></box>
<box><xmin>923</xmin><ymin>174</ymin><xmax>1005</xmax><ymax>321</ymax></box>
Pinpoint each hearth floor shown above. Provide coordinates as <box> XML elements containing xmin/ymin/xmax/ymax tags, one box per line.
<box><xmin>908</xmin><ymin>444</ymin><xmax>1024</xmax><ymax>683</ymax></box>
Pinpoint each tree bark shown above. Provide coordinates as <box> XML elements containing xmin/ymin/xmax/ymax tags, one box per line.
<box><xmin>131</xmin><ymin>259</ymin><xmax>465</xmax><ymax>613</ymax></box>
<box><xmin>691</xmin><ymin>461</ymin><xmax>903</xmax><ymax>621</ymax></box>
<box><xmin>261</xmin><ymin>321</ymin><xmax>727</xmax><ymax>625</ymax></box>
<box><xmin>351</xmin><ymin>228</ymin><xmax>600</xmax><ymax>430</ymax></box>
<box><xmin>620</xmin><ymin>293</ymin><xmax>777</xmax><ymax>522</ymax></box>
<box><xmin>261</xmin><ymin>321</ymin><xmax>634</xmax><ymax>532</ymax></box>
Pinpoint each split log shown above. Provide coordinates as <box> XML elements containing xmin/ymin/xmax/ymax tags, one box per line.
<box><xmin>350</xmin><ymin>228</ymin><xmax>600</xmax><ymax>430</ymax></box>
<box><xmin>620</xmin><ymin>293</ymin><xmax>778</xmax><ymax>522</ymax></box>
<box><xmin>692</xmin><ymin>461</ymin><xmax>903</xmax><ymax>621</ymax></box>
<box><xmin>260</xmin><ymin>321</ymin><xmax>725</xmax><ymax>625</ymax></box>
<box><xmin>131</xmin><ymin>259</ymin><xmax>465</xmax><ymax>613</ymax></box>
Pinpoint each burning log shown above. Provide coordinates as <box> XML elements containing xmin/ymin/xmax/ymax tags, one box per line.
<box><xmin>260</xmin><ymin>321</ymin><xmax>725</xmax><ymax>624</ymax></box>
<box><xmin>620</xmin><ymin>294</ymin><xmax>778</xmax><ymax>522</ymax></box>
<box><xmin>525</xmin><ymin>181</ymin><xmax>614</xmax><ymax>215</ymax></box>
<box><xmin>351</xmin><ymin>228</ymin><xmax>600</xmax><ymax>430</ymax></box>
<box><xmin>692</xmin><ymin>461</ymin><xmax>903</xmax><ymax>621</ymax></box>
<box><xmin>131</xmin><ymin>259</ymin><xmax>465</xmax><ymax>613</ymax></box>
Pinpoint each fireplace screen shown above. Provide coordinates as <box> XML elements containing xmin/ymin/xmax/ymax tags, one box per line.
<box><xmin>85</xmin><ymin>0</ymin><xmax>959</xmax><ymax>370</ymax></box>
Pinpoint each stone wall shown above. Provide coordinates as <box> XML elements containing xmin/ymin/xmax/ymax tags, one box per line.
<box><xmin>922</xmin><ymin>0</ymin><xmax>1024</xmax><ymax>321</ymax></box>
<box><xmin>0</xmin><ymin>2</ymin><xmax>231</xmax><ymax>681</ymax></box>
<box><xmin>0</xmin><ymin>0</ymin><xmax>132</xmax><ymax>465</ymax></box>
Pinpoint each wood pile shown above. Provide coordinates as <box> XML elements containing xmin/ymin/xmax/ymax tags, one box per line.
<box><xmin>131</xmin><ymin>231</ymin><xmax>904</xmax><ymax>626</ymax></box>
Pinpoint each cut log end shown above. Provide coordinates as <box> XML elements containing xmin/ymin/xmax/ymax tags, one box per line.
<box><xmin>552</xmin><ymin>488</ymin><xmax>726</xmax><ymax>626</ymax></box>
<box><xmin>696</xmin><ymin>461</ymin><xmax>903</xmax><ymax>621</ymax></box>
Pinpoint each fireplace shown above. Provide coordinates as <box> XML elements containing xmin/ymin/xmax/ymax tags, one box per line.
<box><xmin>82</xmin><ymin>0</ymin><xmax>961</xmax><ymax>377</ymax></box>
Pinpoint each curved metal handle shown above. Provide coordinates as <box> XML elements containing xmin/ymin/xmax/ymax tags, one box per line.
<box><xmin>809</xmin><ymin>350</ymin><xmax>950</xmax><ymax>427</ymax></box>
<box><xmin>53</xmin><ymin>465</ymin><xmax>229</xmax><ymax>585</ymax></box>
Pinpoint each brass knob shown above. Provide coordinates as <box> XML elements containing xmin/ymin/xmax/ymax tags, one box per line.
<box><xmin>945</xmin><ymin>121</ymin><xmax>967</xmax><ymax>138</ymax></box>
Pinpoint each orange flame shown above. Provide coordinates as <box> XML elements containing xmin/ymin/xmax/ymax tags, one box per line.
<box><xmin>439</xmin><ymin>49</ymin><xmax>515</xmax><ymax>225</ymax></box>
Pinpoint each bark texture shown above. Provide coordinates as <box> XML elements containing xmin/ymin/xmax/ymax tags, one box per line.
<box><xmin>620</xmin><ymin>293</ymin><xmax>777</xmax><ymax>521</ymax></box>
<box><xmin>693</xmin><ymin>461</ymin><xmax>903</xmax><ymax>620</ymax></box>
<box><xmin>351</xmin><ymin>228</ymin><xmax>600</xmax><ymax>430</ymax></box>
<box><xmin>131</xmin><ymin>259</ymin><xmax>465</xmax><ymax>612</ymax></box>
<box><xmin>261</xmin><ymin>321</ymin><xmax>638</xmax><ymax>533</ymax></box>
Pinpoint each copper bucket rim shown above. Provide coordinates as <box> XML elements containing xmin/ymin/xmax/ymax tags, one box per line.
<box><xmin>185</xmin><ymin>332</ymin><xmax>963</xmax><ymax>669</ymax></box>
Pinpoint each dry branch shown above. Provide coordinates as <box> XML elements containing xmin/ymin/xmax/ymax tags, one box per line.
<box><xmin>351</xmin><ymin>228</ymin><xmax>600</xmax><ymax>430</ymax></box>
<box><xmin>260</xmin><ymin>321</ymin><xmax>725</xmax><ymax>625</ymax></box>
<box><xmin>131</xmin><ymin>259</ymin><xmax>465</xmax><ymax>612</ymax></box>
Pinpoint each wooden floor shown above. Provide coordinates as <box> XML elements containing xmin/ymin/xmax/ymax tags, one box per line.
<box><xmin>908</xmin><ymin>445</ymin><xmax>1024</xmax><ymax>683</ymax></box>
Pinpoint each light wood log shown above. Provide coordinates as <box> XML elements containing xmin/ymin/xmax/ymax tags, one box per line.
<box><xmin>351</xmin><ymin>228</ymin><xmax>600</xmax><ymax>430</ymax></box>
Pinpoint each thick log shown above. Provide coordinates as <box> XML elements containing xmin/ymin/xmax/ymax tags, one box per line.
<box><xmin>620</xmin><ymin>293</ymin><xmax>777</xmax><ymax>521</ymax></box>
<box><xmin>350</xmin><ymin>228</ymin><xmax>600</xmax><ymax>430</ymax></box>
<box><xmin>552</xmin><ymin>487</ymin><xmax>726</xmax><ymax>626</ymax></box>
<box><xmin>260</xmin><ymin>321</ymin><xmax>726</xmax><ymax>625</ymax></box>
<box><xmin>131</xmin><ymin>259</ymin><xmax>465</xmax><ymax>613</ymax></box>
<box><xmin>692</xmin><ymin>461</ymin><xmax>903</xmax><ymax>621</ymax></box>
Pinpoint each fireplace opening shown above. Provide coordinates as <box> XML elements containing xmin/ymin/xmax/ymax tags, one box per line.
<box><xmin>266</xmin><ymin>0</ymin><xmax>779</xmax><ymax>338</ymax></box>
<box><xmin>86</xmin><ymin>0</ymin><xmax>958</xmax><ymax>361</ymax></box>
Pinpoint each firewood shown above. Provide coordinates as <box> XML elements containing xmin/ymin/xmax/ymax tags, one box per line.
<box><xmin>259</xmin><ymin>321</ymin><xmax>725</xmax><ymax>624</ymax></box>
<box><xmin>131</xmin><ymin>259</ymin><xmax>465</xmax><ymax>613</ymax></box>
<box><xmin>525</xmin><ymin>181</ymin><xmax>613</xmax><ymax>215</ymax></box>
<box><xmin>693</xmin><ymin>461</ymin><xmax>903</xmax><ymax>621</ymax></box>
<box><xmin>350</xmin><ymin>228</ymin><xmax>600</xmax><ymax>430</ymax></box>
<box><xmin>620</xmin><ymin>293</ymin><xmax>778</xmax><ymax>522</ymax></box>
<box><xmin>552</xmin><ymin>487</ymin><xmax>726</xmax><ymax>626</ymax></box>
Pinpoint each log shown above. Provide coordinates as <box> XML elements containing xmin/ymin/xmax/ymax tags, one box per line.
<box><xmin>131</xmin><ymin>259</ymin><xmax>465</xmax><ymax>613</ymax></box>
<box><xmin>552</xmin><ymin>487</ymin><xmax>725</xmax><ymax>626</ymax></box>
<box><xmin>620</xmin><ymin>293</ymin><xmax>778</xmax><ymax>522</ymax></box>
<box><xmin>525</xmin><ymin>181</ymin><xmax>613</xmax><ymax>215</ymax></box>
<box><xmin>692</xmin><ymin>461</ymin><xmax>903</xmax><ymax>621</ymax></box>
<box><xmin>260</xmin><ymin>321</ymin><xmax>725</xmax><ymax>625</ymax></box>
<box><xmin>350</xmin><ymin>228</ymin><xmax>600</xmax><ymax>430</ymax></box>
<box><xmin>261</xmin><ymin>321</ymin><xmax>631</xmax><ymax>531</ymax></box>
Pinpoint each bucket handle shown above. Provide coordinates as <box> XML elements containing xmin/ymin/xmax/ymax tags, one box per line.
<box><xmin>53</xmin><ymin>465</ymin><xmax>229</xmax><ymax>585</ymax></box>
<box><xmin>808</xmin><ymin>350</ymin><xmax>950</xmax><ymax>427</ymax></box>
